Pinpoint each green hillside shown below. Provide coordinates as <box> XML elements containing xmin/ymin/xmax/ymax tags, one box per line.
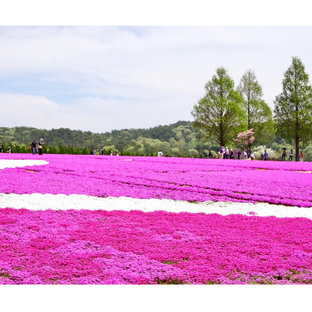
<box><xmin>1</xmin><ymin>121</ymin><xmax>312</xmax><ymax>160</ymax></box>
<box><xmin>0</xmin><ymin>121</ymin><xmax>213</xmax><ymax>157</ymax></box>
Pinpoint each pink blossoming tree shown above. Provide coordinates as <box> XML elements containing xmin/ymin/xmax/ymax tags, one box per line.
<box><xmin>234</xmin><ymin>128</ymin><xmax>255</xmax><ymax>149</ymax></box>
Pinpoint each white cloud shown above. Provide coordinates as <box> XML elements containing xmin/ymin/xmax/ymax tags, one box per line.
<box><xmin>0</xmin><ymin>93</ymin><xmax>60</xmax><ymax>129</ymax></box>
<box><xmin>0</xmin><ymin>93</ymin><xmax>190</xmax><ymax>132</ymax></box>
<box><xmin>1</xmin><ymin>27</ymin><xmax>312</xmax><ymax>131</ymax></box>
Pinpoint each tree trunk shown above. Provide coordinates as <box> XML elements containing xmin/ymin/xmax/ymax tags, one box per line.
<box><xmin>295</xmin><ymin>136</ymin><xmax>300</xmax><ymax>161</ymax></box>
<box><xmin>220</xmin><ymin>125</ymin><xmax>224</xmax><ymax>146</ymax></box>
<box><xmin>295</xmin><ymin>100</ymin><xmax>299</xmax><ymax>161</ymax></box>
<box><xmin>247</xmin><ymin>73</ymin><xmax>251</xmax><ymax>149</ymax></box>
<box><xmin>220</xmin><ymin>87</ymin><xmax>224</xmax><ymax>147</ymax></box>
<box><xmin>294</xmin><ymin>67</ymin><xmax>300</xmax><ymax>161</ymax></box>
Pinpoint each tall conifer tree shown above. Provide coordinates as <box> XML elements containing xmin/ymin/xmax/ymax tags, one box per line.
<box><xmin>238</xmin><ymin>70</ymin><xmax>274</xmax><ymax>146</ymax></box>
<box><xmin>192</xmin><ymin>67</ymin><xmax>245</xmax><ymax>147</ymax></box>
<box><xmin>274</xmin><ymin>57</ymin><xmax>312</xmax><ymax>161</ymax></box>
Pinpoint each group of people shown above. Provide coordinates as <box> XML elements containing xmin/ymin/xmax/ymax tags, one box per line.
<box><xmin>202</xmin><ymin>151</ymin><xmax>213</xmax><ymax>159</ymax></box>
<box><xmin>30</xmin><ymin>138</ymin><xmax>44</xmax><ymax>155</ymax></box>
<box><xmin>217</xmin><ymin>146</ymin><xmax>255</xmax><ymax>160</ymax></box>
<box><xmin>90</xmin><ymin>149</ymin><xmax>120</xmax><ymax>156</ymax></box>
<box><xmin>0</xmin><ymin>145</ymin><xmax>11</xmax><ymax>153</ymax></box>
<box><xmin>281</xmin><ymin>148</ymin><xmax>304</xmax><ymax>161</ymax></box>
<box><xmin>211</xmin><ymin>146</ymin><xmax>305</xmax><ymax>161</ymax></box>
<box><xmin>110</xmin><ymin>150</ymin><xmax>119</xmax><ymax>156</ymax></box>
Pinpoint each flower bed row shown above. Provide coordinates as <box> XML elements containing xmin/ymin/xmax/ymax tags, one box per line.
<box><xmin>0</xmin><ymin>154</ymin><xmax>311</xmax><ymax>207</ymax></box>
<box><xmin>1</xmin><ymin>208</ymin><xmax>312</xmax><ymax>284</ymax></box>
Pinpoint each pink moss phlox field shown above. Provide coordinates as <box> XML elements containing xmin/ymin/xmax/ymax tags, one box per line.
<box><xmin>1</xmin><ymin>208</ymin><xmax>312</xmax><ymax>285</ymax></box>
<box><xmin>1</xmin><ymin>154</ymin><xmax>312</xmax><ymax>207</ymax></box>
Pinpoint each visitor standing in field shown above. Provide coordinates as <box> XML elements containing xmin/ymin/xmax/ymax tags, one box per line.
<box><xmin>220</xmin><ymin>146</ymin><xmax>224</xmax><ymax>159</ymax></box>
<box><xmin>225</xmin><ymin>147</ymin><xmax>229</xmax><ymax>159</ymax></box>
<box><xmin>243</xmin><ymin>150</ymin><xmax>247</xmax><ymax>160</ymax></box>
<box><xmin>230</xmin><ymin>149</ymin><xmax>234</xmax><ymax>159</ymax></box>
<box><xmin>100</xmin><ymin>149</ymin><xmax>104</xmax><ymax>155</ymax></box>
<box><xmin>247</xmin><ymin>147</ymin><xmax>251</xmax><ymax>158</ymax></box>
<box><xmin>237</xmin><ymin>150</ymin><xmax>241</xmax><ymax>160</ymax></box>
<box><xmin>264</xmin><ymin>150</ymin><xmax>268</xmax><ymax>160</ymax></box>
<box><xmin>282</xmin><ymin>148</ymin><xmax>287</xmax><ymax>160</ymax></box>
<box><xmin>31</xmin><ymin>140</ymin><xmax>37</xmax><ymax>155</ymax></box>
<box><xmin>300</xmin><ymin>151</ymin><xmax>304</xmax><ymax>161</ymax></box>
<box><xmin>158</xmin><ymin>151</ymin><xmax>164</xmax><ymax>157</ymax></box>
<box><xmin>7</xmin><ymin>146</ymin><xmax>11</xmax><ymax>153</ymax></box>
<box><xmin>289</xmin><ymin>149</ymin><xmax>294</xmax><ymax>161</ymax></box>
<box><xmin>208</xmin><ymin>150</ymin><xmax>213</xmax><ymax>159</ymax></box>
<box><xmin>38</xmin><ymin>138</ymin><xmax>44</xmax><ymax>155</ymax></box>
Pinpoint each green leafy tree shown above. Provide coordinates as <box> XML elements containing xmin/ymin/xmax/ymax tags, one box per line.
<box><xmin>192</xmin><ymin>67</ymin><xmax>246</xmax><ymax>147</ymax></box>
<box><xmin>274</xmin><ymin>57</ymin><xmax>312</xmax><ymax>161</ymax></box>
<box><xmin>238</xmin><ymin>69</ymin><xmax>275</xmax><ymax>146</ymax></box>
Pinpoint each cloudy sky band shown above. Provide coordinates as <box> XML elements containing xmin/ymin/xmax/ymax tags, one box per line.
<box><xmin>1</xmin><ymin>26</ymin><xmax>312</xmax><ymax>132</ymax></box>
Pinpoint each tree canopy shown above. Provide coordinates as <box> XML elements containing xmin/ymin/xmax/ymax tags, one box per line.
<box><xmin>238</xmin><ymin>69</ymin><xmax>275</xmax><ymax>146</ymax></box>
<box><xmin>192</xmin><ymin>67</ymin><xmax>245</xmax><ymax>147</ymax></box>
<box><xmin>274</xmin><ymin>57</ymin><xmax>312</xmax><ymax>161</ymax></box>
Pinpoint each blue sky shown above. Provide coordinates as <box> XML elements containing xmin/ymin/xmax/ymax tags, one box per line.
<box><xmin>1</xmin><ymin>26</ymin><xmax>312</xmax><ymax>132</ymax></box>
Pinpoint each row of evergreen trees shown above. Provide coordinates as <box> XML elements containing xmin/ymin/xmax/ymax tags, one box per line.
<box><xmin>192</xmin><ymin>57</ymin><xmax>312</xmax><ymax>161</ymax></box>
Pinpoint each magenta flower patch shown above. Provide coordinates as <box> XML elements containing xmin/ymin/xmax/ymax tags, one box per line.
<box><xmin>0</xmin><ymin>154</ymin><xmax>312</xmax><ymax>207</ymax></box>
<box><xmin>0</xmin><ymin>209</ymin><xmax>312</xmax><ymax>285</ymax></box>
<box><xmin>1</xmin><ymin>154</ymin><xmax>312</xmax><ymax>284</ymax></box>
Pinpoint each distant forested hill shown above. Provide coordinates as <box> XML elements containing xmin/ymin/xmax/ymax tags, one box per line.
<box><xmin>0</xmin><ymin>121</ymin><xmax>214</xmax><ymax>157</ymax></box>
<box><xmin>1</xmin><ymin>121</ymin><xmax>312</xmax><ymax>160</ymax></box>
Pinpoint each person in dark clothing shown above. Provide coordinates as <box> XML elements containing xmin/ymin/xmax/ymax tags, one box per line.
<box><xmin>282</xmin><ymin>148</ymin><xmax>286</xmax><ymax>160</ymax></box>
<box><xmin>38</xmin><ymin>138</ymin><xmax>44</xmax><ymax>155</ymax></box>
<box><xmin>237</xmin><ymin>150</ymin><xmax>241</xmax><ymax>160</ymax></box>
<box><xmin>100</xmin><ymin>149</ymin><xmax>104</xmax><ymax>155</ymax></box>
<box><xmin>264</xmin><ymin>150</ymin><xmax>268</xmax><ymax>160</ymax></box>
<box><xmin>203</xmin><ymin>152</ymin><xmax>207</xmax><ymax>159</ymax></box>
<box><xmin>30</xmin><ymin>140</ymin><xmax>37</xmax><ymax>155</ymax></box>
<box><xmin>230</xmin><ymin>149</ymin><xmax>234</xmax><ymax>159</ymax></box>
<box><xmin>208</xmin><ymin>150</ymin><xmax>213</xmax><ymax>159</ymax></box>
<box><xmin>247</xmin><ymin>147</ymin><xmax>251</xmax><ymax>158</ymax></box>
<box><xmin>289</xmin><ymin>149</ymin><xmax>294</xmax><ymax>161</ymax></box>
<box><xmin>220</xmin><ymin>146</ymin><xmax>224</xmax><ymax>159</ymax></box>
<box><xmin>225</xmin><ymin>147</ymin><xmax>229</xmax><ymax>159</ymax></box>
